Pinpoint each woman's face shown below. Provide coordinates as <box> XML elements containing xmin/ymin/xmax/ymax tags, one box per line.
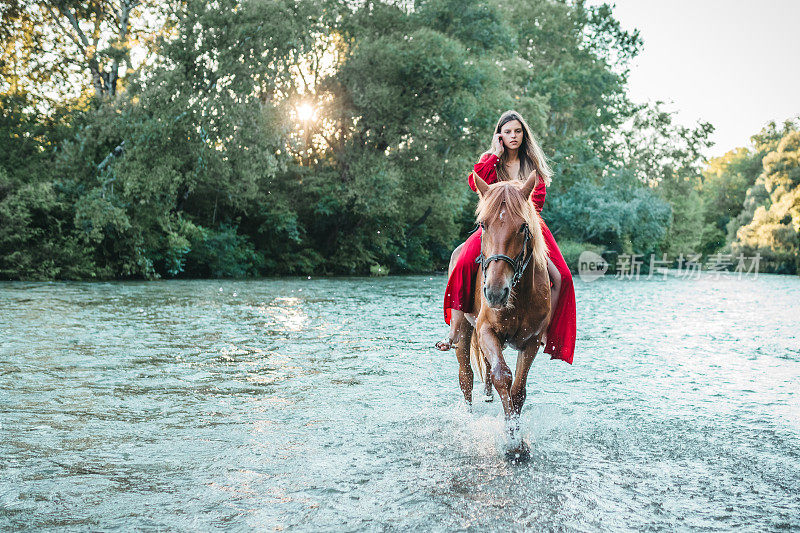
<box><xmin>499</xmin><ymin>119</ymin><xmax>523</xmax><ymax>150</ymax></box>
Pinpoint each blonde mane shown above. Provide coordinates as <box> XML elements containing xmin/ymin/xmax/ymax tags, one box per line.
<box><xmin>475</xmin><ymin>181</ymin><xmax>549</xmax><ymax>273</ymax></box>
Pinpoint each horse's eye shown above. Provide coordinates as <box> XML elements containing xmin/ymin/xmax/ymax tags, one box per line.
<box><xmin>518</xmin><ymin>224</ymin><xmax>527</xmax><ymax>233</ymax></box>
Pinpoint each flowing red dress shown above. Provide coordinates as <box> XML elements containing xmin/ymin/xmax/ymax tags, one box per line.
<box><xmin>443</xmin><ymin>152</ymin><xmax>576</xmax><ymax>365</ymax></box>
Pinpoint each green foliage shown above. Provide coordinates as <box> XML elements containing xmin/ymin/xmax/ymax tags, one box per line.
<box><xmin>0</xmin><ymin>93</ymin><xmax>98</xmax><ymax>280</ymax></box>
<box><xmin>499</xmin><ymin>0</ymin><xmax>642</xmax><ymax>190</ymax></box>
<box><xmin>413</xmin><ymin>0</ymin><xmax>514</xmax><ymax>54</ymax></box>
<box><xmin>699</xmin><ymin>147</ymin><xmax>764</xmax><ymax>254</ymax></box>
<box><xmin>5</xmin><ymin>0</ymin><xmax>793</xmax><ymax>279</ymax></box>
<box><xmin>369</xmin><ymin>263</ymin><xmax>389</xmax><ymax>276</ymax></box>
<box><xmin>605</xmin><ymin>101</ymin><xmax>716</xmax><ymax>258</ymax></box>
<box><xmin>184</xmin><ymin>224</ymin><xmax>263</xmax><ymax>278</ymax></box>
<box><xmin>731</xmin><ymin>125</ymin><xmax>800</xmax><ymax>273</ymax></box>
<box><xmin>548</xmin><ymin>169</ymin><xmax>672</xmax><ymax>255</ymax></box>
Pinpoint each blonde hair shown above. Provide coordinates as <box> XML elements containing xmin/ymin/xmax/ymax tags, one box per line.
<box><xmin>475</xmin><ymin>180</ymin><xmax>549</xmax><ymax>273</ymax></box>
<box><xmin>492</xmin><ymin>110</ymin><xmax>553</xmax><ymax>187</ymax></box>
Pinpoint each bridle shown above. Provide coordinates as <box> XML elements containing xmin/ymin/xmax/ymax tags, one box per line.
<box><xmin>471</xmin><ymin>221</ymin><xmax>533</xmax><ymax>288</ymax></box>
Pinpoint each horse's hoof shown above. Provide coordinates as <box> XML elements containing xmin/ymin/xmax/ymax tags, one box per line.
<box><xmin>462</xmin><ymin>399</ymin><xmax>473</xmax><ymax>413</ymax></box>
<box><xmin>505</xmin><ymin>441</ymin><xmax>531</xmax><ymax>464</ymax></box>
<box><xmin>483</xmin><ymin>392</ymin><xmax>493</xmax><ymax>402</ymax></box>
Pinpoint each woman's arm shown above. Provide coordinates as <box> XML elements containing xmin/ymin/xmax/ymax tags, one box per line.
<box><xmin>467</xmin><ymin>152</ymin><xmax>499</xmax><ymax>192</ymax></box>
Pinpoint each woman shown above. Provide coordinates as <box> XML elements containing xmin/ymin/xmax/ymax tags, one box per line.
<box><xmin>436</xmin><ymin>110</ymin><xmax>576</xmax><ymax>365</ymax></box>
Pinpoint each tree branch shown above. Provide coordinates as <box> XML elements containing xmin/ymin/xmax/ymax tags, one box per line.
<box><xmin>98</xmin><ymin>140</ymin><xmax>126</xmax><ymax>171</ymax></box>
<box><xmin>407</xmin><ymin>206</ymin><xmax>433</xmax><ymax>237</ymax></box>
<box><xmin>295</xmin><ymin>64</ymin><xmax>311</xmax><ymax>95</ymax></box>
<box><xmin>61</xmin><ymin>6</ymin><xmax>91</xmax><ymax>49</ymax></box>
<box><xmin>91</xmin><ymin>2</ymin><xmax>102</xmax><ymax>53</ymax></box>
<box><xmin>110</xmin><ymin>0</ymin><xmax>134</xmax><ymax>95</ymax></box>
<box><xmin>44</xmin><ymin>5</ymin><xmax>87</xmax><ymax>55</ymax></box>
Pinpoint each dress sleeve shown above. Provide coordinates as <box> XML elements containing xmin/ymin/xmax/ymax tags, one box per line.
<box><xmin>468</xmin><ymin>153</ymin><xmax>499</xmax><ymax>192</ymax></box>
<box><xmin>531</xmin><ymin>175</ymin><xmax>546</xmax><ymax>213</ymax></box>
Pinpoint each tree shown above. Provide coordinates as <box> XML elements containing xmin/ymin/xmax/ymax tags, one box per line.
<box><xmin>548</xmin><ymin>168</ymin><xmax>671</xmax><ymax>255</ymax></box>
<box><xmin>725</xmin><ymin>119</ymin><xmax>798</xmax><ymax>242</ymax></box>
<box><xmin>2</xmin><ymin>0</ymin><xmax>726</xmax><ymax>279</ymax></box>
<box><xmin>699</xmin><ymin>147</ymin><xmax>764</xmax><ymax>255</ymax></box>
<box><xmin>1</xmin><ymin>0</ymin><xmax>172</xmax><ymax>107</ymax></box>
<box><xmin>0</xmin><ymin>92</ymin><xmax>96</xmax><ymax>279</ymax></box>
<box><xmin>498</xmin><ymin>0</ymin><xmax>642</xmax><ymax>192</ymax></box>
<box><xmin>732</xmin><ymin>127</ymin><xmax>800</xmax><ymax>273</ymax></box>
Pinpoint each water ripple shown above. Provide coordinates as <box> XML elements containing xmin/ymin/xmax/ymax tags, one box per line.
<box><xmin>0</xmin><ymin>275</ymin><xmax>798</xmax><ymax>530</ymax></box>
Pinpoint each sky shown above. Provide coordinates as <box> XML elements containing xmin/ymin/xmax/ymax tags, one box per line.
<box><xmin>598</xmin><ymin>0</ymin><xmax>800</xmax><ymax>158</ymax></box>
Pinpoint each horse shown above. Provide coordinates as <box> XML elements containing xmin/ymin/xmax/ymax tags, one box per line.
<box><xmin>452</xmin><ymin>172</ymin><xmax>551</xmax><ymax>456</ymax></box>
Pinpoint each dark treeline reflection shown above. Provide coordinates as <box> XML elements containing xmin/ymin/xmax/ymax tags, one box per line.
<box><xmin>1</xmin><ymin>0</ymin><xmax>798</xmax><ymax>279</ymax></box>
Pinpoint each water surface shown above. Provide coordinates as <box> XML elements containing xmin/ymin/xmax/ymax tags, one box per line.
<box><xmin>1</xmin><ymin>274</ymin><xmax>799</xmax><ymax>530</ymax></box>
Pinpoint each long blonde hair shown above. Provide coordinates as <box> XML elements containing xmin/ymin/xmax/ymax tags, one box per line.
<box><xmin>492</xmin><ymin>110</ymin><xmax>553</xmax><ymax>187</ymax></box>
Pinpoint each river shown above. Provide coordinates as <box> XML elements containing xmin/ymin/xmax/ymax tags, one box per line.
<box><xmin>1</xmin><ymin>274</ymin><xmax>798</xmax><ymax>530</ymax></box>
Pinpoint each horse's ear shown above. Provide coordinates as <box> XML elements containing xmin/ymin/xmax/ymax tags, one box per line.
<box><xmin>473</xmin><ymin>172</ymin><xmax>489</xmax><ymax>196</ymax></box>
<box><xmin>520</xmin><ymin>170</ymin><xmax>537</xmax><ymax>200</ymax></box>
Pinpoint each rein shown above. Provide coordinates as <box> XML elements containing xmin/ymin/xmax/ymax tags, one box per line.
<box><xmin>474</xmin><ymin>222</ymin><xmax>533</xmax><ymax>288</ymax></box>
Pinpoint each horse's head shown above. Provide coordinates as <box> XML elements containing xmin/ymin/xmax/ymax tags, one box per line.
<box><xmin>473</xmin><ymin>172</ymin><xmax>548</xmax><ymax>308</ymax></box>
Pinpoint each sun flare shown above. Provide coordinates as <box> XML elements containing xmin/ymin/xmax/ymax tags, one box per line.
<box><xmin>296</xmin><ymin>103</ymin><xmax>315</xmax><ymax>122</ymax></box>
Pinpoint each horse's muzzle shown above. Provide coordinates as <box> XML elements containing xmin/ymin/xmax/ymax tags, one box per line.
<box><xmin>484</xmin><ymin>285</ymin><xmax>510</xmax><ymax>308</ymax></box>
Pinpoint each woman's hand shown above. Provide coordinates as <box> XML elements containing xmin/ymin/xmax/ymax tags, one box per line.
<box><xmin>491</xmin><ymin>133</ymin><xmax>504</xmax><ymax>157</ymax></box>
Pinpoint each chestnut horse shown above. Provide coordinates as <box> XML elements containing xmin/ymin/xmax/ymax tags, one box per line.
<box><xmin>452</xmin><ymin>172</ymin><xmax>551</xmax><ymax>448</ymax></box>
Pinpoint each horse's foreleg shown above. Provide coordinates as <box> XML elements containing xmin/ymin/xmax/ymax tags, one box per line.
<box><xmin>510</xmin><ymin>341</ymin><xmax>539</xmax><ymax>416</ymax></box>
<box><xmin>454</xmin><ymin>320</ymin><xmax>474</xmax><ymax>405</ymax></box>
<box><xmin>478</xmin><ymin>326</ymin><xmax>513</xmax><ymax>419</ymax></box>
<box><xmin>482</xmin><ymin>357</ymin><xmax>493</xmax><ymax>402</ymax></box>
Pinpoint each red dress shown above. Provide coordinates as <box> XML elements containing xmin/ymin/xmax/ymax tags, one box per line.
<box><xmin>443</xmin><ymin>152</ymin><xmax>576</xmax><ymax>364</ymax></box>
